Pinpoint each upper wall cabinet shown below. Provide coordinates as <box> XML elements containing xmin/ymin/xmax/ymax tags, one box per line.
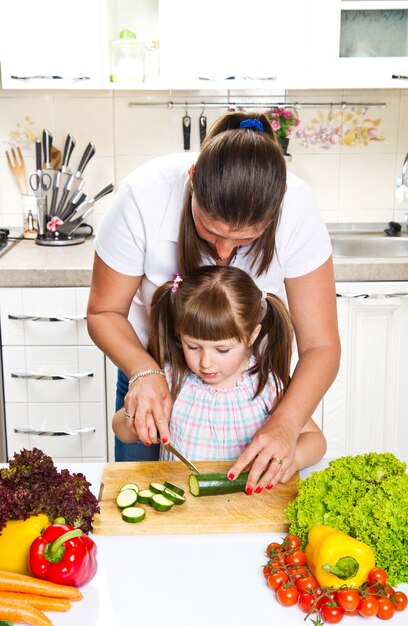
<box><xmin>0</xmin><ymin>0</ymin><xmax>106</xmax><ymax>89</ymax></box>
<box><xmin>309</xmin><ymin>1</ymin><xmax>408</xmax><ymax>89</ymax></box>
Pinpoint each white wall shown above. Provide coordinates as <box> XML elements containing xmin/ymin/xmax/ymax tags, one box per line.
<box><xmin>0</xmin><ymin>87</ymin><xmax>407</xmax><ymax>230</ymax></box>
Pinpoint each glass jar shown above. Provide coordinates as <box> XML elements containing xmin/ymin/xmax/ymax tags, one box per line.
<box><xmin>110</xmin><ymin>29</ymin><xmax>144</xmax><ymax>83</ymax></box>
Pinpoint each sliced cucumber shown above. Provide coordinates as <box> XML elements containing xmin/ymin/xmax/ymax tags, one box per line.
<box><xmin>163</xmin><ymin>487</ymin><xmax>186</xmax><ymax>505</ymax></box>
<box><xmin>163</xmin><ymin>481</ymin><xmax>185</xmax><ymax>496</ymax></box>
<box><xmin>137</xmin><ymin>488</ymin><xmax>155</xmax><ymax>504</ymax></box>
<box><xmin>121</xmin><ymin>506</ymin><xmax>146</xmax><ymax>523</ymax></box>
<box><xmin>150</xmin><ymin>493</ymin><xmax>174</xmax><ymax>512</ymax></box>
<box><xmin>189</xmin><ymin>471</ymin><xmax>249</xmax><ymax>497</ymax></box>
<box><xmin>116</xmin><ymin>488</ymin><xmax>138</xmax><ymax>509</ymax></box>
<box><xmin>119</xmin><ymin>482</ymin><xmax>140</xmax><ymax>494</ymax></box>
<box><xmin>149</xmin><ymin>482</ymin><xmax>166</xmax><ymax>494</ymax></box>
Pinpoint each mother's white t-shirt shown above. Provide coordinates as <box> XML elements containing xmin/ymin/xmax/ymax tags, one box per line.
<box><xmin>95</xmin><ymin>153</ymin><xmax>332</xmax><ymax>347</ymax></box>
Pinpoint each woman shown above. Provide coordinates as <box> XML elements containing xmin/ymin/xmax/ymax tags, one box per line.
<box><xmin>87</xmin><ymin>112</ymin><xmax>340</xmax><ymax>492</ymax></box>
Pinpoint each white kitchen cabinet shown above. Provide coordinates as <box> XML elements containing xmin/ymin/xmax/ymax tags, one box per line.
<box><xmin>0</xmin><ymin>287</ymin><xmax>108</xmax><ymax>462</ymax></box>
<box><xmin>322</xmin><ymin>281</ymin><xmax>408</xmax><ymax>458</ymax></box>
<box><xmin>0</xmin><ymin>0</ymin><xmax>106</xmax><ymax>89</ymax></box>
<box><xmin>310</xmin><ymin>1</ymin><xmax>408</xmax><ymax>89</ymax></box>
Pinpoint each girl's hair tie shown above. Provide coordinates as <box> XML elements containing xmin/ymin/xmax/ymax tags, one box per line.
<box><xmin>171</xmin><ymin>273</ymin><xmax>183</xmax><ymax>293</ymax></box>
<box><xmin>239</xmin><ymin>119</ymin><xmax>264</xmax><ymax>132</ymax></box>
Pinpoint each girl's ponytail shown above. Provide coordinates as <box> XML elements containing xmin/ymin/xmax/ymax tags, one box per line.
<box><xmin>251</xmin><ymin>294</ymin><xmax>294</xmax><ymax>399</ymax></box>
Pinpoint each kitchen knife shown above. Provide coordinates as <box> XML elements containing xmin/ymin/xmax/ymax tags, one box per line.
<box><xmin>183</xmin><ymin>114</ymin><xmax>191</xmax><ymax>151</ymax></box>
<box><xmin>49</xmin><ymin>170</ymin><xmax>61</xmax><ymax>217</ymax></box>
<box><xmin>56</xmin><ymin>206</ymin><xmax>94</xmax><ymax>237</ymax></box>
<box><xmin>52</xmin><ymin>134</ymin><xmax>76</xmax><ymax>216</ymax></box>
<box><xmin>55</xmin><ymin>173</ymin><xmax>76</xmax><ymax>216</ymax></box>
<box><xmin>61</xmin><ymin>134</ymin><xmax>76</xmax><ymax>175</ymax></box>
<box><xmin>66</xmin><ymin>183</ymin><xmax>114</xmax><ymax>222</ymax></box>
<box><xmin>42</xmin><ymin>129</ymin><xmax>53</xmax><ymax>170</ymax></box>
<box><xmin>59</xmin><ymin>191</ymin><xmax>87</xmax><ymax>222</ymax></box>
<box><xmin>199</xmin><ymin>114</ymin><xmax>207</xmax><ymax>145</ymax></box>
<box><xmin>60</xmin><ymin>141</ymin><xmax>96</xmax><ymax>213</ymax></box>
<box><xmin>162</xmin><ymin>441</ymin><xmax>201</xmax><ymax>474</ymax></box>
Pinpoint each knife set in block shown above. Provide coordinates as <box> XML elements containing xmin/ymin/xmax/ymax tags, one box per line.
<box><xmin>31</xmin><ymin>129</ymin><xmax>114</xmax><ymax>246</ymax></box>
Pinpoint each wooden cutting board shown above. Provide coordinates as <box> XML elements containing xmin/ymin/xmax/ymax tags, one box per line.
<box><xmin>93</xmin><ymin>461</ymin><xmax>299</xmax><ymax>535</ymax></box>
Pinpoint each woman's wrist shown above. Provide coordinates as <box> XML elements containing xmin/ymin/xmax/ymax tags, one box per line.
<box><xmin>128</xmin><ymin>368</ymin><xmax>166</xmax><ymax>389</ymax></box>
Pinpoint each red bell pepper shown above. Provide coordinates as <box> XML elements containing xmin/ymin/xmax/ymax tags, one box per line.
<box><xmin>29</xmin><ymin>523</ymin><xmax>97</xmax><ymax>587</ymax></box>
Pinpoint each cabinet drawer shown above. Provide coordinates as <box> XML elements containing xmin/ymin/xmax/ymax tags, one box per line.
<box><xmin>6</xmin><ymin>402</ymin><xmax>107</xmax><ymax>460</ymax></box>
<box><xmin>2</xmin><ymin>346</ymin><xmax>105</xmax><ymax>403</ymax></box>
<box><xmin>0</xmin><ymin>287</ymin><xmax>91</xmax><ymax>346</ymax></box>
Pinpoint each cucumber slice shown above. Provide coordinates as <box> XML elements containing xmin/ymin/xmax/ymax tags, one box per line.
<box><xmin>119</xmin><ymin>482</ymin><xmax>140</xmax><ymax>493</ymax></box>
<box><xmin>189</xmin><ymin>471</ymin><xmax>249</xmax><ymax>496</ymax></box>
<box><xmin>150</xmin><ymin>493</ymin><xmax>174</xmax><ymax>512</ymax></box>
<box><xmin>116</xmin><ymin>488</ymin><xmax>138</xmax><ymax>509</ymax></box>
<box><xmin>163</xmin><ymin>481</ymin><xmax>185</xmax><ymax>496</ymax></box>
<box><xmin>121</xmin><ymin>506</ymin><xmax>146</xmax><ymax>523</ymax></box>
<box><xmin>137</xmin><ymin>488</ymin><xmax>155</xmax><ymax>504</ymax></box>
<box><xmin>149</xmin><ymin>482</ymin><xmax>166</xmax><ymax>494</ymax></box>
<box><xmin>163</xmin><ymin>487</ymin><xmax>186</xmax><ymax>505</ymax></box>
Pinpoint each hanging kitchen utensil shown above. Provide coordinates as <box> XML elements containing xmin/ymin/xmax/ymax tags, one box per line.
<box><xmin>183</xmin><ymin>105</ymin><xmax>191</xmax><ymax>151</ymax></box>
<box><xmin>199</xmin><ymin>108</ymin><xmax>207</xmax><ymax>145</ymax></box>
<box><xmin>5</xmin><ymin>146</ymin><xmax>28</xmax><ymax>194</ymax></box>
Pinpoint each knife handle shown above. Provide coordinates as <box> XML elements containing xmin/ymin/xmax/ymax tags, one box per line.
<box><xmin>199</xmin><ymin>115</ymin><xmax>207</xmax><ymax>145</ymax></box>
<box><xmin>61</xmin><ymin>134</ymin><xmax>76</xmax><ymax>172</ymax></box>
<box><xmin>183</xmin><ymin>115</ymin><xmax>191</xmax><ymax>151</ymax></box>
<box><xmin>35</xmin><ymin>139</ymin><xmax>42</xmax><ymax>171</ymax></box>
<box><xmin>77</xmin><ymin>141</ymin><xmax>95</xmax><ymax>175</ymax></box>
<box><xmin>93</xmin><ymin>183</ymin><xmax>114</xmax><ymax>203</ymax></box>
<box><xmin>42</xmin><ymin>129</ymin><xmax>53</xmax><ymax>169</ymax></box>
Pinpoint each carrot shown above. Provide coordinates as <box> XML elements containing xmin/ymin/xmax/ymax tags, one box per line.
<box><xmin>0</xmin><ymin>599</ymin><xmax>53</xmax><ymax>626</ymax></box>
<box><xmin>0</xmin><ymin>570</ymin><xmax>82</xmax><ymax>601</ymax></box>
<box><xmin>0</xmin><ymin>591</ymin><xmax>72</xmax><ymax>612</ymax></box>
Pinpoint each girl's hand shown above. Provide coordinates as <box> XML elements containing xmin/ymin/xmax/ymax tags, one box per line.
<box><xmin>124</xmin><ymin>373</ymin><xmax>172</xmax><ymax>445</ymax></box>
<box><xmin>227</xmin><ymin>418</ymin><xmax>298</xmax><ymax>494</ymax></box>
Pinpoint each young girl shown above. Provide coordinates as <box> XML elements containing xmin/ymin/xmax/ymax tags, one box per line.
<box><xmin>113</xmin><ymin>266</ymin><xmax>326</xmax><ymax>486</ymax></box>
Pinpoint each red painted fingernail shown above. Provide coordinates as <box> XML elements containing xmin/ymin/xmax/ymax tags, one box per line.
<box><xmin>227</xmin><ymin>473</ymin><xmax>235</xmax><ymax>480</ymax></box>
<box><xmin>144</xmin><ymin>442</ymin><xmax>151</xmax><ymax>446</ymax></box>
<box><xmin>266</xmin><ymin>484</ymin><xmax>273</xmax><ymax>490</ymax></box>
<box><xmin>245</xmin><ymin>487</ymin><xmax>253</xmax><ymax>495</ymax></box>
<box><xmin>255</xmin><ymin>486</ymin><xmax>263</xmax><ymax>494</ymax></box>
<box><xmin>161</xmin><ymin>437</ymin><xmax>168</xmax><ymax>444</ymax></box>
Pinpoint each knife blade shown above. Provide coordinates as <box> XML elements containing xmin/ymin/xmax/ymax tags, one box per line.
<box><xmin>162</xmin><ymin>441</ymin><xmax>201</xmax><ymax>474</ymax></box>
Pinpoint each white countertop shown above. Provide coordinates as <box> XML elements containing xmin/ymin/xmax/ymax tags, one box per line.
<box><xmin>41</xmin><ymin>460</ymin><xmax>408</xmax><ymax>626</ymax></box>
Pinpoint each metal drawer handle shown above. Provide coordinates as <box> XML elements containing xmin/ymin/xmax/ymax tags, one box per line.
<box><xmin>11</xmin><ymin>75</ymin><xmax>91</xmax><ymax>81</ymax></box>
<box><xmin>337</xmin><ymin>293</ymin><xmax>408</xmax><ymax>299</ymax></box>
<box><xmin>8</xmin><ymin>314</ymin><xmax>86</xmax><ymax>322</ymax></box>
<box><xmin>14</xmin><ymin>427</ymin><xmax>95</xmax><ymax>436</ymax></box>
<box><xmin>11</xmin><ymin>371</ymin><xmax>94</xmax><ymax>380</ymax></box>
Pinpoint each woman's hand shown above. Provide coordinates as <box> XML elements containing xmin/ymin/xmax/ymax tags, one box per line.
<box><xmin>227</xmin><ymin>417</ymin><xmax>298</xmax><ymax>493</ymax></box>
<box><xmin>124</xmin><ymin>373</ymin><xmax>172</xmax><ymax>445</ymax></box>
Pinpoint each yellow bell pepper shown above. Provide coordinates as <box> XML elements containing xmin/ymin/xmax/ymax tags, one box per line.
<box><xmin>0</xmin><ymin>514</ymin><xmax>50</xmax><ymax>575</ymax></box>
<box><xmin>305</xmin><ymin>525</ymin><xmax>375</xmax><ymax>589</ymax></box>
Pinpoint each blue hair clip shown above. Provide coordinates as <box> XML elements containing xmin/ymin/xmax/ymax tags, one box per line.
<box><xmin>239</xmin><ymin>119</ymin><xmax>264</xmax><ymax>132</ymax></box>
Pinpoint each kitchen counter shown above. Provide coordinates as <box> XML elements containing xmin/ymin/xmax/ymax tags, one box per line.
<box><xmin>0</xmin><ymin>237</ymin><xmax>407</xmax><ymax>286</ymax></box>
<box><xmin>32</xmin><ymin>460</ymin><xmax>405</xmax><ymax>626</ymax></box>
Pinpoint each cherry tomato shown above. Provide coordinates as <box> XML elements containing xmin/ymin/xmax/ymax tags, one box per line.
<box><xmin>266</xmin><ymin>542</ymin><xmax>281</xmax><ymax>556</ymax></box>
<box><xmin>383</xmin><ymin>585</ymin><xmax>395</xmax><ymax>598</ymax></box>
<box><xmin>317</xmin><ymin>590</ymin><xmax>338</xmax><ymax>609</ymax></box>
<box><xmin>336</xmin><ymin>588</ymin><xmax>360</xmax><ymax>612</ymax></box>
<box><xmin>289</xmin><ymin>566</ymin><xmax>309</xmax><ymax>581</ymax></box>
<box><xmin>368</xmin><ymin>567</ymin><xmax>388</xmax><ymax>587</ymax></box>
<box><xmin>296</xmin><ymin>576</ymin><xmax>319</xmax><ymax>593</ymax></box>
<box><xmin>285</xmin><ymin>549</ymin><xmax>307</xmax><ymax>566</ymax></box>
<box><xmin>283</xmin><ymin>534</ymin><xmax>301</xmax><ymax>550</ymax></box>
<box><xmin>393</xmin><ymin>591</ymin><xmax>408</xmax><ymax>612</ymax></box>
<box><xmin>358</xmin><ymin>595</ymin><xmax>379</xmax><ymax>617</ymax></box>
<box><xmin>267</xmin><ymin>570</ymin><xmax>288</xmax><ymax>591</ymax></box>
<box><xmin>276</xmin><ymin>583</ymin><xmax>299</xmax><ymax>607</ymax></box>
<box><xmin>263</xmin><ymin>565</ymin><xmax>272</xmax><ymax>579</ymax></box>
<box><xmin>298</xmin><ymin>591</ymin><xmax>319</xmax><ymax>614</ymax></box>
<box><xmin>320</xmin><ymin>604</ymin><xmax>345</xmax><ymax>623</ymax></box>
<box><xmin>377</xmin><ymin>597</ymin><xmax>395</xmax><ymax>620</ymax></box>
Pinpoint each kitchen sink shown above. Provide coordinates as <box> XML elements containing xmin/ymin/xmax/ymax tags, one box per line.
<box><xmin>330</xmin><ymin>234</ymin><xmax>408</xmax><ymax>258</ymax></box>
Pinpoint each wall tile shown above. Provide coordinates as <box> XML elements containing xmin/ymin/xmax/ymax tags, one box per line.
<box><xmin>339</xmin><ymin>153</ymin><xmax>396</xmax><ymax>212</ymax></box>
<box><xmin>288</xmin><ymin>153</ymin><xmax>340</xmax><ymax>214</ymax></box>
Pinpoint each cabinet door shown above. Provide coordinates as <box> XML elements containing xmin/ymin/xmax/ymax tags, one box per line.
<box><xmin>323</xmin><ymin>282</ymin><xmax>408</xmax><ymax>458</ymax></box>
<box><xmin>158</xmin><ymin>0</ymin><xmax>312</xmax><ymax>89</ymax></box>
<box><xmin>0</xmin><ymin>0</ymin><xmax>106</xmax><ymax>89</ymax></box>
<box><xmin>310</xmin><ymin>0</ymin><xmax>408</xmax><ymax>88</ymax></box>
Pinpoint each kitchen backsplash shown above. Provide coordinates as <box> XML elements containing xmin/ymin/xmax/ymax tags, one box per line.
<box><xmin>0</xmin><ymin>88</ymin><xmax>407</xmax><ymax>230</ymax></box>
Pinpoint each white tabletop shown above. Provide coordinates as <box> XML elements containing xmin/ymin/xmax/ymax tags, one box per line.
<box><xmin>38</xmin><ymin>460</ymin><xmax>405</xmax><ymax>626</ymax></box>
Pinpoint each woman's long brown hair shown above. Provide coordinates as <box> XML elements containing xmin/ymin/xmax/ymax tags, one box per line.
<box><xmin>147</xmin><ymin>266</ymin><xmax>293</xmax><ymax>401</ymax></box>
<box><xmin>178</xmin><ymin>111</ymin><xmax>287</xmax><ymax>278</ymax></box>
